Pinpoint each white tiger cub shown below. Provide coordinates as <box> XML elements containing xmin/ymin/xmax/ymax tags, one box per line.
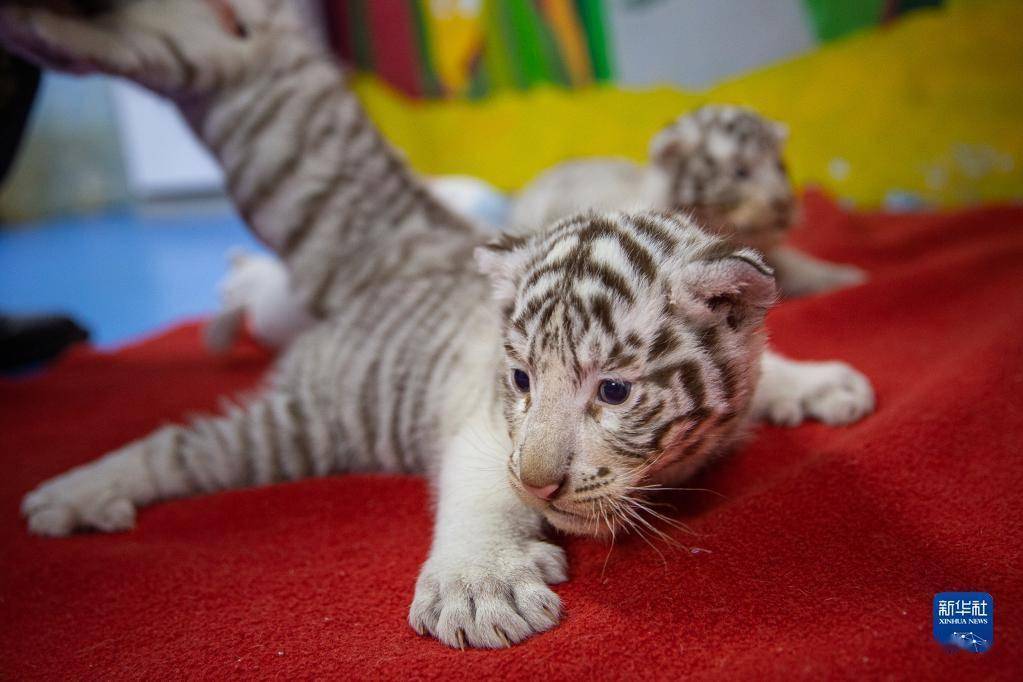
<box><xmin>510</xmin><ymin>105</ymin><xmax>867</xmax><ymax>298</ymax></box>
<box><xmin>0</xmin><ymin>0</ymin><xmax>874</xmax><ymax>650</ymax></box>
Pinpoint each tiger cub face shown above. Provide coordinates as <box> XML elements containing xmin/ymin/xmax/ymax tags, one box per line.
<box><xmin>649</xmin><ymin>105</ymin><xmax>794</xmax><ymax>253</ymax></box>
<box><xmin>476</xmin><ymin>211</ymin><xmax>777</xmax><ymax>536</ymax></box>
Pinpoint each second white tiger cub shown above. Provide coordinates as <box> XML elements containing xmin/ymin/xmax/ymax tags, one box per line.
<box><xmin>511</xmin><ymin>105</ymin><xmax>867</xmax><ymax>298</ymax></box>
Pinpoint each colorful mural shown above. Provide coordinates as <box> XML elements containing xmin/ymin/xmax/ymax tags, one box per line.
<box><xmin>326</xmin><ymin>1</ymin><xmax>613</xmax><ymax>99</ymax></box>
<box><xmin>326</xmin><ymin>0</ymin><xmax>946</xmax><ymax>99</ymax></box>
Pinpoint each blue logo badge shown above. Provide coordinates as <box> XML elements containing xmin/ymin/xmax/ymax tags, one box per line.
<box><xmin>933</xmin><ymin>592</ymin><xmax>993</xmax><ymax>653</ymax></box>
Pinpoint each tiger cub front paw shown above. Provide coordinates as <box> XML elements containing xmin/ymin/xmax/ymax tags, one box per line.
<box><xmin>408</xmin><ymin>538</ymin><xmax>567</xmax><ymax>649</ymax></box>
<box><xmin>22</xmin><ymin>463</ymin><xmax>136</xmax><ymax>537</ymax></box>
<box><xmin>760</xmin><ymin>360</ymin><xmax>875</xmax><ymax>427</ymax></box>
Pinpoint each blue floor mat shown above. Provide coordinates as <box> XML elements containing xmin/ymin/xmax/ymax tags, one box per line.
<box><xmin>0</xmin><ymin>208</ymin><xmax>265</xmax><ymax>348</ymax></box>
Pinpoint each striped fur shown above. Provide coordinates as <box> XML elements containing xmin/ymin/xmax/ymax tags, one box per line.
<box><xmin>18</xmin><ymin>205</ymin><xmax>774</xmax><ymax>537</ymax></box>
<box><xmin>477</xmin><ymin>211</ymin><xmax>775</xmax><ymax>534</ymax></box>
<box><xmin>1</xmin><ymin>0</ymin><xmax>498</xmax><ymax>526</ymax></box>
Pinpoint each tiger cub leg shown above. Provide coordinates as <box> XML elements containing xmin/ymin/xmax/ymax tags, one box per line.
<box><xmin>767</xmin><ymin>245</ymin><xmax>867</xmax><ymax>298</ymax></box>
<box><xmin>408</xmin><ymin>408</ymin><xmax>566</xmax><ymax>649</ymax></box>
<box><xmin>23</xmin><ymin>390</ymin><xmax>335</xmax><ymax>536</ymax></box>
<box><xmin>753</xmin><ymin>350</ymin><xmax>875</xmax><ymax>427</ymax></box>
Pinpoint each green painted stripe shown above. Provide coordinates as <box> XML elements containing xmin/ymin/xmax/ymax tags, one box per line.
<box><xmin>482</xmin><ymin>0</ymin><xmax>521</xmax><ymax>89</ymax></box>
<box><xmin>408</xmin><ymin>0</ymin><xmax>442</xmax><ymax>96</ymax></box>
<box><xmin>533</xmin><ymin>3</ymin><xmax>572</xmax><ymax>86</ymax></box>
<box><xmin>505</xmin><ymin>0</ymin><xmax>548</xmax><ymax>87</ymax></box>
<box><xmin>575</xmin><ymin>0</ymin><xmax>613</xmax><ymax>81</ymax></box>
<box><xmin>349</xmin><ymin>0</ymin><xmax>374</xmax><ymax>70</ymax></box>
<box><xmin>801</xmin><ymin>0</ymin><xmax>885</xmax><ymax>42</ymax></box>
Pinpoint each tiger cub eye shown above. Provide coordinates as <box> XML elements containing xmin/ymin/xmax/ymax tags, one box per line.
<box><xmin>598</xmin><ymin>379</ymin><xmax>631</xmax><ymax>405</ymax></box>
<box><xmin>512</xmin><ymin>369</ymin><xmax>530</xmax><ymax>393</ymax></box>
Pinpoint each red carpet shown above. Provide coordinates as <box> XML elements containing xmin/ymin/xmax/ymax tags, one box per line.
<box><xmin>1</xmin><ymin>193</ymin><xmax>1021</xmax><ymax>679</ymax></box>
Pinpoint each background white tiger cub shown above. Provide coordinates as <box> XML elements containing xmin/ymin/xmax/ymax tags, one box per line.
<box><xmin>510</xmin><ymin>105</ymin><xmax>867</xmax><ymax>298</ymax></box>
<box><xmin>2</xmin><ymin>0</ymin><xmax>874</xmax><ymax>651</ymax></box>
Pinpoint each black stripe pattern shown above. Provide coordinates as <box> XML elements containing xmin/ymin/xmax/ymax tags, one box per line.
<box><xmin>490</xmin><ymin>211</ymin><xmax>772</xmax><ymax>471</ymax></box>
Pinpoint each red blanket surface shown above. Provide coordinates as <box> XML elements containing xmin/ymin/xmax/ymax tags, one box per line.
<box><xmin>1</xmin><ymin>193</ymin><xmax>1020</xmax><ymax>679</ymax></box>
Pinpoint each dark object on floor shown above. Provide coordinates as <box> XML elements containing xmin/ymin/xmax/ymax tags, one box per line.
<box><xmin>0</xmin><ymin>193</ymin><xmax>1019</xmax><ymax>678</ymax></box>
<box><xmin>0</xmin><ymin>49</ymin><xmax>41</xmax><ymax>186</ymax></box>
<box><xmin>0</xmin><ymin>313</ymin><xmax>89</xmax><ymax>372</ymax></box>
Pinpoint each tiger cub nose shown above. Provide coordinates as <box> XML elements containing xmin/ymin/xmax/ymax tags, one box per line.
<box><xmin>523</xmin><ymin>479</ymin><xmax>564</xmax><ymax>501</ymax></box>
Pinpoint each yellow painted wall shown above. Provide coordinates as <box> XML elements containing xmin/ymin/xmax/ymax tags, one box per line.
<box><xmin>353</xmin><ymin>0</ymin><xmax>1022</xmax><ymax>207</ymax></box>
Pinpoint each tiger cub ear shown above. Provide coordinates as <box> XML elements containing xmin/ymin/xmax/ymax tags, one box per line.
<box><xmin>474</xmin><ymin>234</ymin><xmax>531</xmax><ymax>309</ymax></box>
<box><xmin>674</xmin><ymin>247</ymin><xmax>777</xmax><ymax>330</ymax></box>
<box><xmin>649</xmin><ymin>117</ymin><xmax>700</xmax><ymax>167</ymax></box>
